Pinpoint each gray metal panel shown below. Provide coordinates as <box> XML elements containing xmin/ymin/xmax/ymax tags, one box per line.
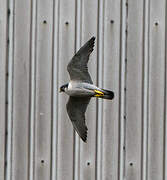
<box><xmin>12</xmin><ymin>0</ymin><xmax>31</xmax><ymax>180</ymax></box>
<box><xmin>165</xmin><ymin>13</ymin><xmax>167</xmax><ymax>179</ymax></box>
<box><xmin>29</xmin><ymin>0</ymin><xmax>37</xmax><ymax>180</ymax></box>
<box><xmin>147</xmin><ymin>0</ymin><xmax>166</xmax><ymax>179</ymax></box>
<box><xmin>78</xmin><ymin>1</ymin><xmax>98</xmax><ymax>180</ymax></box>
<box><xmin>125</xmin><ymin>0</ymin><xmax>144</xmax><ymax>179</ymax></box>
<box><xmin>2</xmin><ymin>0</ymin><xmax>167</xmax><ymax>180</ymax></box>
<box><xmin>12</xmin><ymin>1</ymin><xmax>31</xmax><ymax>180</ymax></box>
<box><xmin>0</xmin><ymin>1</ymin><xmax>7</xmax><ymax>179</ymax></box>
<box><xmin>101</xmin><ymin>0</ymin><xmax>121</xmax><ymax>179</ymax></box>
<box><xmin>119</xmin><ymin>0</ymin><xmax>127</xmax><ymax>179</ymax></box>
<box><xmin>56</xmin><ymin>0</ymin><xmax>75</xmax><ymax>179</ymax></box>
<box><xmin>142</xmin><ymin>0</ymin><xmax>150</xmax><ymax>179</ymax></box>
<box><xmin>6</xmin><ymin>0</ymin><xmax>14</xmax><ymax>179</ymax></box>
<box><xmin>51</xmin><ymin>0</ymin><xmax>60</xmax><ymax>180</ymax></box>
<box><xmin>34</xmin><ymin>0</ymin><xmax>53</xmax><ymax>179</ymax></box>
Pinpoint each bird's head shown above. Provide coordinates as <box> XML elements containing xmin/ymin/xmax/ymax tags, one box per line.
<box><xmin>59</xmin><ymin>83</ymin><xmax>68</xmax><ymax>93</ymax></box>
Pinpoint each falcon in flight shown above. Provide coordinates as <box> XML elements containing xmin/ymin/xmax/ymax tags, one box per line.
<box><xmin>60</xmin><ymin>37</ymin><xmax>114</xmax><ymax>142</ymax></box>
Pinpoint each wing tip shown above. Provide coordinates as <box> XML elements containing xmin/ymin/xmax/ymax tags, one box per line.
<box><xmin>74</xmin><ymin>129</ymin><xmax>87</xmax><ymax>143</ymax></box>
<box><xmin>80</xmin><ymin>127</ymin><xmax>88</xmax><ymax>143</ymax></box>
<box><xmin>81</xmin><ymin>134</ymin><xmax>87</xmax><ymax>143</ymax></box>
<box><xmin>88</xmin><ymin>36</ymin><xmax>96</xmax><ymax>53</ymax></box>
<box><xmin>71</xmin><ymin>121</ymin><xmax>88</xmax><ymax>143</ymax></box>
<box><xmin>90</xmin><ymin>36</ymin><xmax>96</xmax><ymax>42</ymax></box>
<box><xmin>82</xmin><ymin>139</ymin><xmax>87</xmax><ymax>143</ymax></box>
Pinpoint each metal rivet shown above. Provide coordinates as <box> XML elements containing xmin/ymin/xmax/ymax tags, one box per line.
<box><xmin>155</xmin><ymin>22</ymin><xmax>158</xmax><ymax>26</ymax></box>
<box><xmin>130</xmin><ymin>162</ymin><xmax>133</xmax><ymax>166</ymax></box>
<box><xmin>110</xmin><ymin>20</ymin><xmax>114</xmax><ymax>24</ymax></box>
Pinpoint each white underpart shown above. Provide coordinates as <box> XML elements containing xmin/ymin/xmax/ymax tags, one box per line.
<box><xmin>65</xmin><ymin>81</ymin><xmax>102</xmax><ymax>97</ymax></box>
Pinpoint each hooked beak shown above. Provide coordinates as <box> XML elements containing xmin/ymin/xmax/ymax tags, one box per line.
<box><xmin>59</xmin><ymin>87</ymin><xmax>64</xmax><ymax>93</ymax></box>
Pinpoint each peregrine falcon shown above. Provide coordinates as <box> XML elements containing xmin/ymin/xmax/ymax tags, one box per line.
<box><xmin>60</xmin><ymin>37</ymin><xmax>114</xmax><ymax>142</ymax></box>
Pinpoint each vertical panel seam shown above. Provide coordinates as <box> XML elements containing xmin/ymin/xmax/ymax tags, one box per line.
<box><xmin>96</xmin><ymin>0</ymin><xmax>105</xmax><ymax>179</ymax></box>
<box><xmin>4</xmin><ymin>0</ymin><xmax>9</xmax><ymax>179</ymax></box>
<box><xmin>6</xmin><ymin>0</ymin><xmax>15</xmax><ymax>179</ymax></box>
<box><xmin>50</xmin><ymin>0</ymin><xmax>55</xmax><ymax>179</ymax></box>
<box><xmin>118</xmin><ymin>0</ymin><xmax>128</xmax><ymax>179</ymax></box>
<box><xmin>51</xmin><ymin>0</ymin><xmax>60</xmax><ymax>179</ymax></box>
<box><xmin>29</xmin><ymin>0</ymin><xmax>37</xmax><ymax>179</ymax></box>
<box><xmin>163</xmin><ymin>0</ymin><xmax>167</xmax><ymax>179</ymax></box>
<box><xmin>124</xmin><ymin>1</ymin><xmax>128</xmax><ymax>176</ymax></box>
<box><xmin>4</xmin><ymin>0</ymin><xmax>9</xmax><ymax>178</ymax></box>
<box><xmin>124</xmin><ymin>0</ymin><xmax>128</xmax><ymax>177</ymax></box>
<box><xmin>141</xmin><ymin>0</ymin><xmax>150</xmax><ymax>179</ymax></box>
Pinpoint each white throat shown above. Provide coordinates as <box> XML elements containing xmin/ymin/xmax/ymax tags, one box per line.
<box><xmin>68</xmin><ymin>82</ymin><xmax>73</xmax><ymax>90</ymax></box>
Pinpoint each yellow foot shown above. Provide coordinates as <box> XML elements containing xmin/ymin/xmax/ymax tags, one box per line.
<box><xmin>94</xmin><ymin>90</ymin><xmax>104</xmax><ymax>97</ymax></box>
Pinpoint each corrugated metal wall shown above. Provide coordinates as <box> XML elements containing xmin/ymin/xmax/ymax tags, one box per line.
<box><xmin>0</xmin><ymin>0</ymin><xmax>167</xmax><ymax>180</ymax></box>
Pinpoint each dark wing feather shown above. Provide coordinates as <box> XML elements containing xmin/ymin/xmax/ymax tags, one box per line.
<box><xmin>67</xmin><ymin>37</ymin><xmax>95</xmax><ymax>84</ymax></box>
<box><xmin>66</xmin><ymin>96</ymin><xmax>91</xmax><ymax>142</ymax></box>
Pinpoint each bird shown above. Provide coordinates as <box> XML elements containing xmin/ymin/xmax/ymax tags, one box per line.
<box><xmin>60</xmin><ymin>36</ymin><xmax>114</xmax><ymax>142</ymax></box>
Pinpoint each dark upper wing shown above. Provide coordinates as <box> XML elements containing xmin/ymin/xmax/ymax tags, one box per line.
<box><xmin>66</xmin><ymin>96</ymin><xmax>91</xmax><ymax>142</ymax></box>
<box><xmin>67</xmin><ymin>37</ymin><xmax>95</xmax><ymax>84</ymax></box>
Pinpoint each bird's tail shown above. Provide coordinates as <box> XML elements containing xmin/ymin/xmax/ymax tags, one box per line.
<box><xmin>94</xmin><ymin>89</ymin><xmax>114</xmax><ymax>100</ymax></box>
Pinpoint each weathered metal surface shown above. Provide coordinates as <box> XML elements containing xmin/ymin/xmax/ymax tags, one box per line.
<box><xmin>56</xmin><ymin>0</ymin><xmax>75</xmax><ymax>180</ymax></box>
<box><xmin>1</xmin><ymin>0</ymin><xmax>167</xmax><ymax>180</ymax></box>
<box><xmin>125</xmin><ymin>0</ymin><xmax>144</xmax><ymax>179</ymax></box>
<box><xmin>147</xmin><ymin>0</ymin><xmax>166</xmax><ymax>179</ymax></box>
<box><xmin>34</xmin><ymin>0</ymin><xmax>54</xmax><ymax>180</ymax></box>
<box><xmin>12</xmin><ymin>0</ymin><xmax>31</xmax><ymax>180</ymax></box>
<box><xmin>0</xmin><ymin>1</ymin><xmax>7</xmax><ymax>180</ymax></box>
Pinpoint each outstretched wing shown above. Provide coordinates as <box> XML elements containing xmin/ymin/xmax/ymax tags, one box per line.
<box><xmin>67</xmin><ymin>37</ymin><xmax>95</xmax><ymax>84</ymax></box>
<box><xmin>66</xmin><ymin>96</ymin><xmax>91</xmax><ymax>142</ymax></box>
